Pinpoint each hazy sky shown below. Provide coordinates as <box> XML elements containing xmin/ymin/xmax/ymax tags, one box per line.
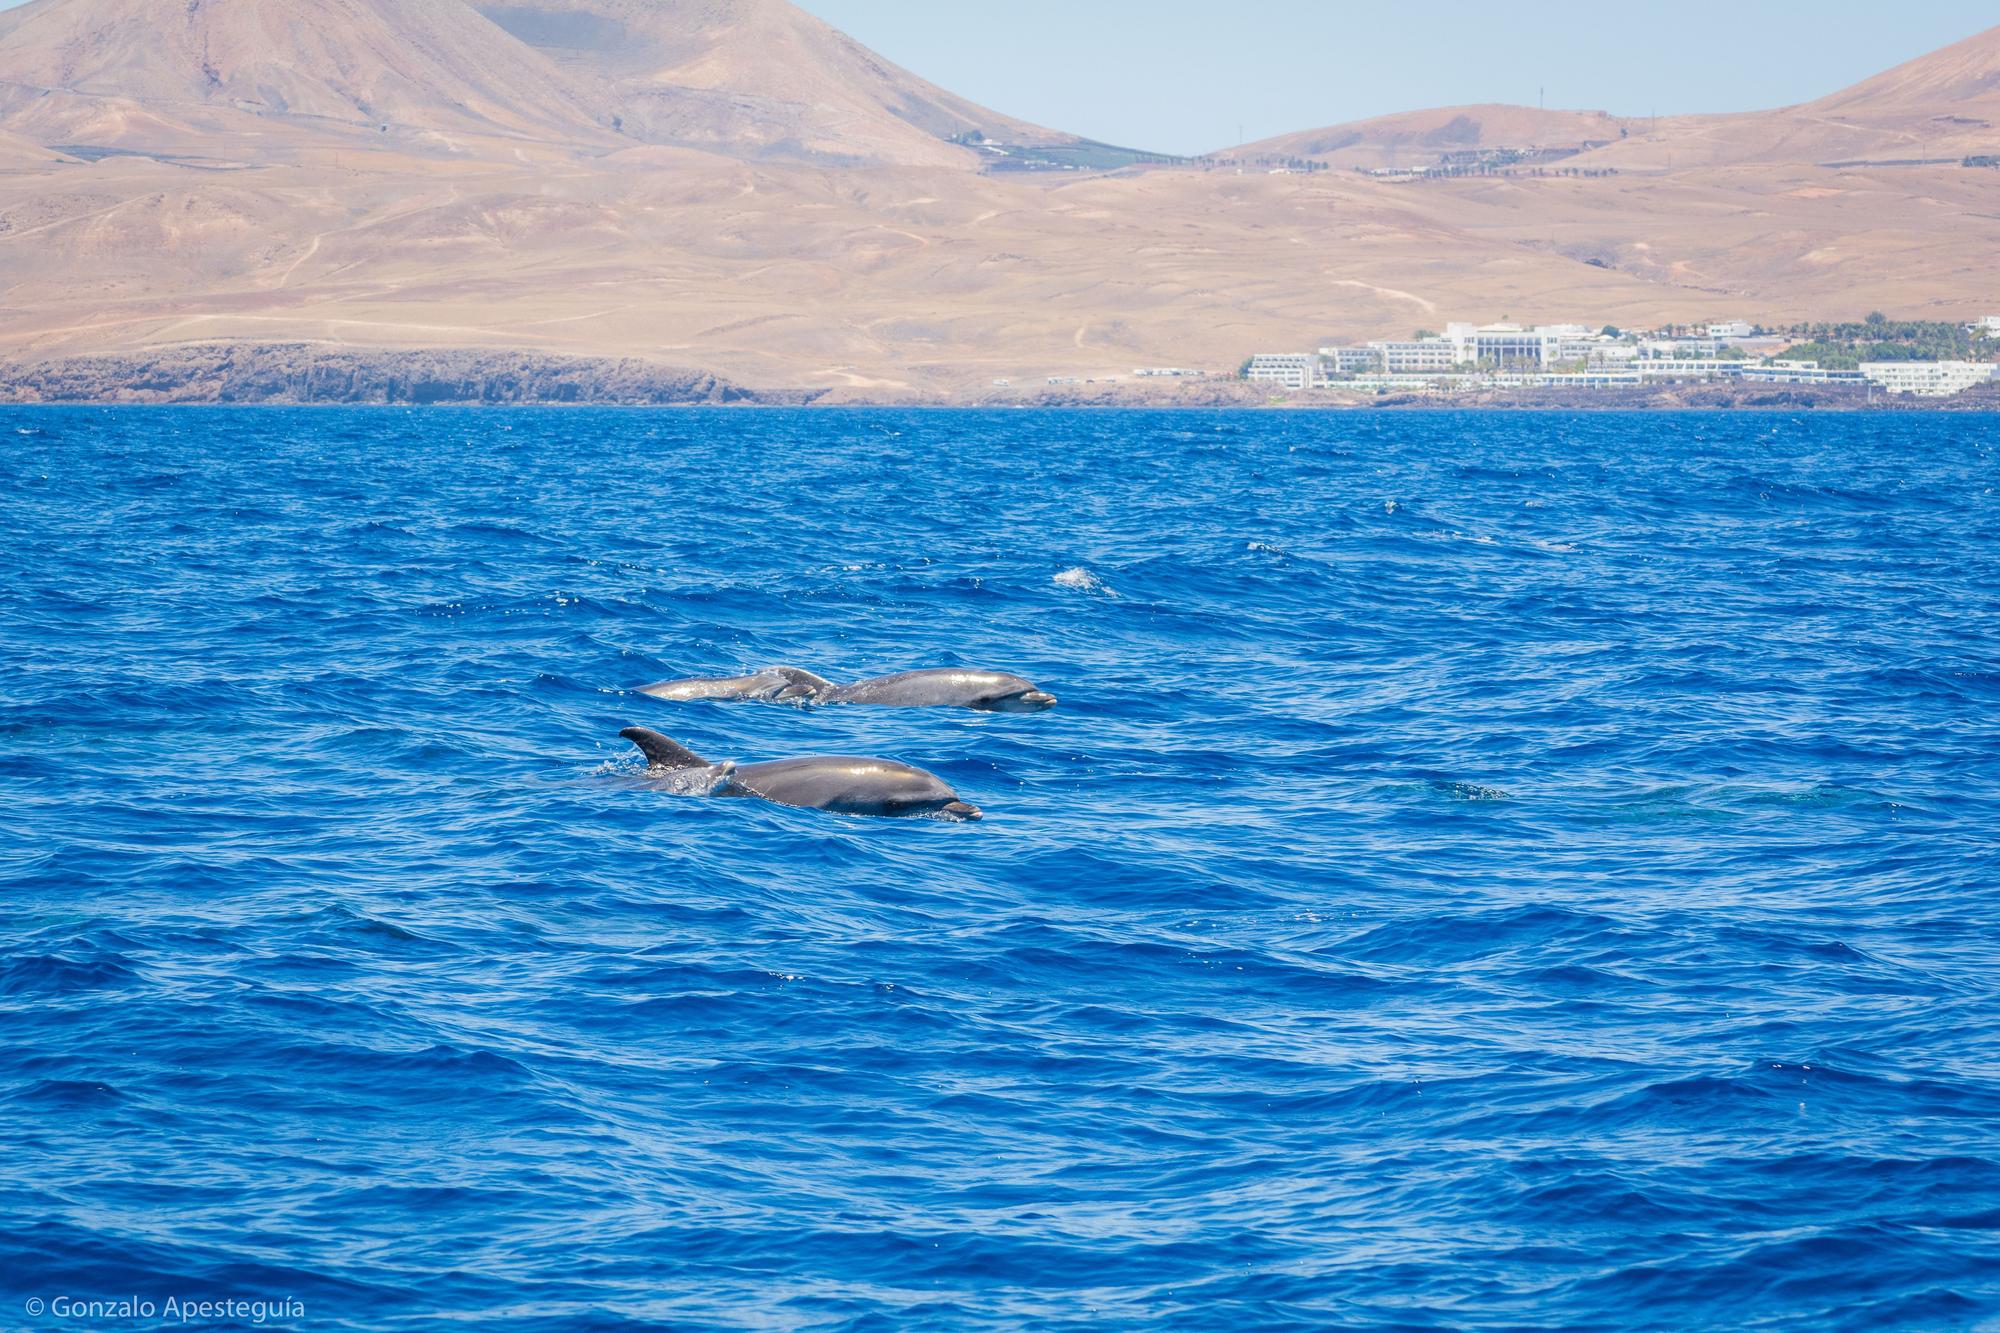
<box><xmin>799</xmin><ymin>1</ymin><xmax>1997</xmax><ymax>155</ymax></box>
<box><xmin>0</xmin><ymin>0</ymin><xmax>1988</xmax><ymax>156</ymax></box>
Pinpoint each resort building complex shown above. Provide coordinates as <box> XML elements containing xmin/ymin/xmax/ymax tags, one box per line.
<box><xmin>1245</xmin><ymin>317</ymin><xmax>2000</xmax><ymax>398</ymax></box>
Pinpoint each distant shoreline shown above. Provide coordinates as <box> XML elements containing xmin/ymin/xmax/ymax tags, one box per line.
<box><xmin>3</xmin><ymin>344</ymin><xmax>1996</xmax><ymax>411</ymax></box>
<box><xmin>0</xmin><ymin>345</ymin><xmax>815</xmax><ymax>409</ymax></box>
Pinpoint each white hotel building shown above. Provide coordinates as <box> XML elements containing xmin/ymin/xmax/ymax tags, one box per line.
<box><xmin>1319</xmin><ymin>323</ymin><xmax>1625</xmax><ymax>376</ymax></box>
<box><xmin>1366</xmin><ymin>340</ymin><xmax>1462</xmax><ymax>374</ymax></box>
<box><xmin>1739</xmin><ymin>360</ymin><xmax>1865</xmax><ymax>385</ymax></box>
<box><xmin>1247</xmin><ymin>320</ymin><xmax>1996</xmax><ymax>394</ymax></box>
<box><xmin>1244</xmin><ymin>354</ymin><xmax>1318</xmax><ymax>390</ymax></box>
<box><xmin>1860</xmin><ymin>361</ymin><xmax>1999</xmax><ymax>396</ymax></box>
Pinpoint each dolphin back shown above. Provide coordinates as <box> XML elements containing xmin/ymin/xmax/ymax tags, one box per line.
<box><xmin>829</xmin><ymin>669</ymin><xmax>1045</xmax><ymax>710</ymax></box>
<box><xmin>732</xmin><ymin>757</ymin><xmax>979</xmax><ymax>819</ymax></box>
<box><xmin>639</xmin><ymin>666</ymin><xmax>835</xmax><ymax>703</ymax></box>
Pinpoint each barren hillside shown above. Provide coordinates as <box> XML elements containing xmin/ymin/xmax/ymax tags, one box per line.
<box><xmin>1231</xmin><ymin>25</ymin><xmax>2000</xmax><ymax>176</ymax></box>
<box><xmin>475</xmin><ymin>0</ymin><xmax>1073</xmax><ymax>168</ymax></box>
<box><xmin>0</xmin><ymin>2</ymin><xmax>1992</xmax><ymax>401</ymax></box>
<box><xmin>0</xmin><ymin>0</ymin><xmax>615</xmax><ymax>156</ymax></box>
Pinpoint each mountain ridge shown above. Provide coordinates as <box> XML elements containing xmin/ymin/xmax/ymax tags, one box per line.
<box><xmin>475</xmin><ymin>0</ymin><xmax>1074</xmax><ymax>168</ymax></box>
<box><xmin>1218</xmin><ymin>25</ymin><xmax>2000</xmax><ymax>171</ymax></box>
<box><xmin>1809</xmin><ymin>22</ymin><xmax>2000</xmax><ymax>118</ymax></box>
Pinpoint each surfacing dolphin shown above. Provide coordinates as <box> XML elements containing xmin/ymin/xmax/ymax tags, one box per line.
<box><xmin>621</xmin><ymin>727</ymin><xmax>983</xmax><ymax>821</ymax></box>
<box><xmin>638</xmin><ymin>667</ymin><xmax>1057</xmax><ymax>712</ymax></box>
<box><xmin>637</xmin><ymin>667</ymin><xmax>829</xmax><ymax>704</ymax></box>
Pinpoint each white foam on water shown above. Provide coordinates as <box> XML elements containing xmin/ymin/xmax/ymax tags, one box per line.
<box><xmin>607</xmin><ymin>760</ymin><xmax>740</xmax><ymax>797</ymax></box>
<box><xmin>658</xmin><ymin>761</ymin><xmax>738</xmax><ymax>797</ymax></box>
<box><xmin>1052</xmin><ymin>567</ymin><xmax>1111</xmax><ymax>595</ymax></box>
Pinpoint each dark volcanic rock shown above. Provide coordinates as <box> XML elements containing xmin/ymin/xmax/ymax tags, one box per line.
<box><xmin>0</xmin><ymin>344</ymin><xmax>819</xmax><ymax>406</ymax></box>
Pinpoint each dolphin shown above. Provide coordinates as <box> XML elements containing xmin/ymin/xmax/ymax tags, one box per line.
<box><xmin>636</xmin><ymin>666</ymin><xmax>831</xmax><ymax>704</ymax></box>
<box><xmin>638</xmin><ymin>667</ymin><xmax>1057</xmax><ymax>712</ymax></box>
<box><xmin>824</xmin><ymin>669</ymin><xmax>1058</xmax><ymax>712</ymax></box>
<box><xmin>620</xmin><ymin>727</ymin><xmax>983</xmax><ymax>821</ymax></box>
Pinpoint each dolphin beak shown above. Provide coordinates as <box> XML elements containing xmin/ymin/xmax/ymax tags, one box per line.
<box><xmin>1023</xmin><ymin>691</ymin><xmax>1058</xmax><ymax>710</ymax></box>
<box><xmin>941</xmin><ymin>801</ymin><xmax>983</xmax><ymax>821</ymax></box>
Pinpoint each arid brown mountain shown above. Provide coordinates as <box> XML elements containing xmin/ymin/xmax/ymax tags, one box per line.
<box><xmin>0</xmin><ymin>0</ymin><xmax>615</xmax><ymax>156</ymax></box>
<box><xmin>0</xmin><ymin>1</ymin><xmax>1992</xmax><ymax>402</ymax></box>
<box><xmin>1572</xmin><ymin>28</ymin><xmax>2000</xmax><ymax>174</ymax></box>
<box><xmin>1810</xmin><ymin>22</ymin><xmax>2000</xmax><ymax>128</ymax></box>
<box><xmin>473</xmin><ymin>0</ymin><xmax>1073</xmax><ymax>167</ymax></box>
<box><xmin>0</xmin><ymin>0</ymin><xmax>1080</xmax><ymax>166</ymax></box>
<box><xmin>1226</xmin><ymin>25</ymin><xmax>2000</xmax><ymax>175</ymax></box>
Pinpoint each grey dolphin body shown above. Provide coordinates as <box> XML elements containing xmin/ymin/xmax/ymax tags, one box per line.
<box><xmin>638</xmin><ymin>666</ymin><xmax>1056</xmax><ymax>712</ymax></box>
<box><xmin>637</xmin><ymin>667</ymin><xmax>832</xmax><ymax>703</ymax></box>
<box><xmin>621</xmin><ymin>728</ymin><xmax>982</xmax><ymax>821</ymax></box>
<box><xmin>824</xmin><ymin>670</ymin><xmax>1057</xmax><ymax>712</ymax></box>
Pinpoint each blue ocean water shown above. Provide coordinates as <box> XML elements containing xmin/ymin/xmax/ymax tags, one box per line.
<box><xmin>2</xmin><ymin>406</ymin><xmax>1998</xmax><ymax>1330</ymax></box>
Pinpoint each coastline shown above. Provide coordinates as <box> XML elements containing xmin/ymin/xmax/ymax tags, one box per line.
<box><xmin>3</xmin><ymin>343</ymin><xmax>1997</xmax><ymax>410</ymax></box>
<box><xmin>0</xmin><ymin>345</ymin><xmax>821</xmax><ymax>408</ymax></box>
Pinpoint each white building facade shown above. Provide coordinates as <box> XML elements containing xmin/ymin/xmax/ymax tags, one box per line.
<box><xmin>1372</xmin><ymin>340</ymin><xmax>1463</xmax><ymax>374</ymax></box>
<box><xmin>1641</xmin><ymin>336</ymin><xmax>1722</xmax><ymax>359</ymax></box>
<box><xmin>1859</xmin><ymin>361</ymin><xmax>1999</xmax><ymax>397</ymax></box>
<box><xmin>1245</xmin><ymin>354</ymin><xmax>1317</xmax><ymax>390</ymax></box>
<box><xmin>1741</xmin><ymin>360</ymin><xmax>1865</xmax><ymax>385</ymax></box>
<box><xmin>1635</xmin><ymin>360</ymin><xmax>1745</xmax><ymax>381</ymax></box>
<box><xmin>1319</xmin><ymin>346</ymin><xmax>1384</xmax><ymax>375</ymax></box>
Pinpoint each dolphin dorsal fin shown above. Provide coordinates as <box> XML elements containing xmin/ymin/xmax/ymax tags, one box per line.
<box><xmin>620</xmin><ymin>728</ymin><xmax>709</xmax><ymax>772</ymax></box>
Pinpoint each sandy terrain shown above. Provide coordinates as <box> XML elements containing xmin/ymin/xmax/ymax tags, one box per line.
<box><xmin>0</xmin><ymin>0</ymin><xmax>1993</xmax><ymax>400</ymax></box>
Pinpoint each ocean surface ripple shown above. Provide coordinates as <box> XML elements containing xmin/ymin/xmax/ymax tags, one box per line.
<box><xmin>3</xmin><ymin>407</ymin><xmax>1998</xmax><ymax>1329</ymax></box>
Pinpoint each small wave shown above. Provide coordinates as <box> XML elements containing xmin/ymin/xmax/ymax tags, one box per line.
<box><xmin>1735</xmin><ymin>783</ymin><xmax>1896</xmax><ymax>812</ymax></box>
<box><xmin>0</xmin><ymin>953</ymin><xmax>139</xmax><ymax>998</ymax></box>
<box><xmin>10</xmin><ymin>1078</ymin><xmax>126</xmax><ymax>1106</ymax></box>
